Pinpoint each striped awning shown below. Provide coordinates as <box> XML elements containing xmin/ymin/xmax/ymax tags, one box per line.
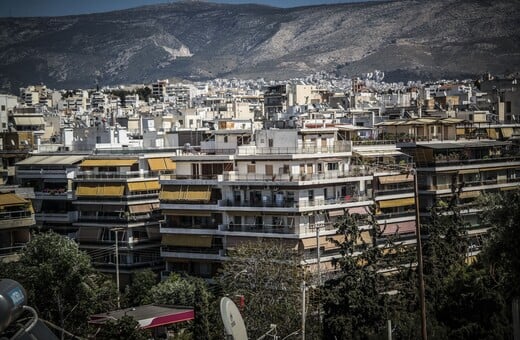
<box><xmin>381</xmin><ymin>220</ymin><xmax>416</xmax><ymax>236</ymax></box>
<box><xmin>160</xmin><ymin>186</ymin><xmax>211</xmax><ymax>202</ymax></box>
<box><xmin>76</xmin><ymin>184</ymin><xmax>124</xmax><ymax>197</ymax></box>
<box><xmin>378</xmin><ymin>174</ymin><xmax>413</xmax><ymax>184</ymax></box>
<box><xmin>80</xmin><ymin>159</ymin><xmax>137</xmax><ymax>167</ymax></box>
<box><xmin>379</xmin><ymin>197</ymin><xmax>415</xmax><ymax>209</ymax></box>
<box><xmin>148</xmin><ymin>158</ymin><xmax>176</xmax><ymax>171</ymax></box>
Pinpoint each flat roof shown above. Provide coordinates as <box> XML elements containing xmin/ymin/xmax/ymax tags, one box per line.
<box><xmin>89</xmin><ymin>304</ymin><xmax>194</xmax><ymax>329</ymax></box>
<box><xmin>417</xmin><ymin>141</ymin><xmax>510</xmax><ymax>149</ymax></box>
<box><xmin>16</xmin><ymin>155</ymin><xmax>86</xmax><ymax>166</ymax></box>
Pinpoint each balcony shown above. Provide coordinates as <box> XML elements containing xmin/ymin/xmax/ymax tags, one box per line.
<box><xmin>76</xmin><ymin>170</ymin><xmax>154</xmax><ymax>180</ymax></box>
<box><xmin>221</xmin><ymin>195</ymin><xmax>371</xmax><ymax>209</ymax></box>
<box><xmin>223</xmin><ymin>223</ymin><xmax>296</xmax><ymax>235</ymax></box>
<box><xmin>236</xmin><ymin>143</ymin><xmax>352</xmax><ymax>155</ymax></box>
<box><xmin>35</xmin><ymin>211</ymin><xmax>78</xmax><ymax>223</ymax></box>
<box><xmin>421</xmin><ymin>154</ymin><xmax>520</xmax><ymax>168</ymax></box>
<box><xmin>0</xmin><ymin>210</ymin><xmax>35</xmax><ymax>229</ymax></box>
<box><xmin>160</xmin><ymin>246</ymin><xmax>224</xmax><ymax>260</ymax></box>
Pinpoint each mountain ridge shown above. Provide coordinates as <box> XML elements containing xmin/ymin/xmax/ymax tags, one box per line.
<box><xmin>0</xmin><ymin>0</ymin><xmax>519</xmax><ymax>91</ymax></box>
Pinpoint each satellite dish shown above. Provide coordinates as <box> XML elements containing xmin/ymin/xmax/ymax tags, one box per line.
<box><xmin>220</xmin><ymin>297</ymin><xmax>248</xmax><ymax>340</ymax></box>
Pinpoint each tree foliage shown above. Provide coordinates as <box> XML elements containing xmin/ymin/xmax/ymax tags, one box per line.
<box><xmin>479</xmin><ymin>191</ymin><xmax>520</xmax><ymax>299</ymax></box>
<box><xmin>124</xmin><ymin>269</ymin><xmax>157</xmax><ymax>307</ymax></box>
<box><xmin>95</xmin><ymin>315</ymin><xmax>150</xmax><ymax>340</ymax></box>
<box><xmin>322</xmin><ymin>206</ymin><xmax>416</xmax><ymax>339</ymax></box>
<box><xmin>0</xmin><ymin>231</ymin><xmax>117</xmax><ymax>338</ymax></box>
<box><xmin>217</xmin><ymin>240</ymin><xmax>304</xmax><ymax>339</ymax></box>
<box><xmin>144</xmin><ymin>273</ymin><xmax>219</xmax><ymax>339</ymax></box>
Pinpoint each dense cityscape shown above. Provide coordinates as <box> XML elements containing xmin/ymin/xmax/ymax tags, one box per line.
<box><xmin>1</xmin><ymin>0</ymin><xmax>520</xmax><ymax>339</ymax></box>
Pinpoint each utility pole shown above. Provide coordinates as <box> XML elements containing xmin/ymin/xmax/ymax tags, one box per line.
<box><xmin>413</xmin><ymin>169</ymin><xmax>427</xmax><ymax>340</ymax></box>
<box><xmin>302</xmin><ymin>279</ymin><xmax>306</xmax><ymax>340</ymax></box>
<box><xmin>112</xmin><ymin>228</ymin><xmax>123</xmax><ymax>309</ymax></box>
<box><xmin>316</xmin><ymin>226</ymin><xmax>321</xmax><ymax>286</ymax></box>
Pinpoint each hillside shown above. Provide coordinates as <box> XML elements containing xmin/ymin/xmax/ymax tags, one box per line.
<box><xmin>0</xmin><ymin>0</ymin><xmax>519</xmax><ymax>90</ymax></box>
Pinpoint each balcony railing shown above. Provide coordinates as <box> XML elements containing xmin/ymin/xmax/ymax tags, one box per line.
<box><xmin>0</xmin><ymin>210</ymin><xmax>32</xmax><ymax>220</ymax></box>
<box><xmin>421</xmin><ymin>154</ymin><xmax>520</xmax><ymax>168</ymax></box>
<box><xmin>77</xmin><ymin>170</ymin><xmax>155</xmax><ymax>179</ymax></box>
<box><xmin>224</xmin><ymin>223</ymin><xmax>295</xmax><ymax>234</ymax></box>
<box><xmin>161</xmin><ymin>246</ymin><xmax>221</xmax><ymax>255</ymax></box>
<box><xmin>222</xmin><ymin>195</ymin><xmax>370</xmax><ymax>209</ymax></box>
<box><xmin>236</xmin><ymin>143</ymin><xmax>352</xmax><ymax>155</ymax></box>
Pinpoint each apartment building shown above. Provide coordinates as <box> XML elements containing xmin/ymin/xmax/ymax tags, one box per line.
<box><xmin>159</xmin><ymin>127</ymin><xmax>416</xmax><ymax>280</ymax></box>
<box><xmin>404</xmin><ymin>140</ymin><xmax>520</xmax><ymax>255</ymax></box>
<box><xmin>73</xmin><ymin>154</ymin><xmax>174</xmax><ymax>284</ymax></box>
<box><xmin>0</xmin><ymin>188</ymin><xmax>35</xmax><ymax>262</ymax></box>
<box><xmin>15</xmin><ymin>154</ymin><xmax>85</xmax><ymax>236</ymax></box>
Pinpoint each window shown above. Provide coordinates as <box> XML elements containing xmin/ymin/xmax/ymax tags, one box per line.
<box><xmin>308</xmin><ymin>190</ymin><xmax>314</xmax><ymax>200</ymax></box>
<box><xmin>247</xmin><ymin>164</ymin><xmax>256</xmax><ymax>173</ymax></box>
<box><xmin>327</xmin><ymin>162</ymin><xmax>338</xmax><ymax>170</ymax></box>
<box><xmin>268</xmin><ymin>138</ymin><xmax>274</xmax><ymax>147</ymax></box>
<box><xmin>506</xmin><ymin>101</ymin><xmax>512</xmax><ymax>113</ymax></box>
<box><xmin>265</xmin><ymin>164</ymin><xmax>273</xmax><ymax>175</ymax></box>
<box><xmin>1</xmin><ymin>105</ymin><xmax>4</xmax><ymax>111</ymax></box>
<box><xmin>224</xmin><ymin>136</ymin><xmax>228</xmax><ymax>143</ymax></box>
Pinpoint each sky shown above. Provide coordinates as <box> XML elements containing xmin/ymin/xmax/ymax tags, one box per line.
<box><xmin>0</xmin><ymin>0</ymin><xmax>377</xmax><ymax>17</ymax></box>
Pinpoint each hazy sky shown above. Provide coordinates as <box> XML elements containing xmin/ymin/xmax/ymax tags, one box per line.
<box><xmin>0</xmin><ymin>0</ymin><xmax>378</xmax><ymax>17</ymax></box>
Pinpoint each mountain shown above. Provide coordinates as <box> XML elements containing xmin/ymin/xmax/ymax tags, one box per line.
<box><xmin>0</xmin><ymin>0</ymin><xmax>519</xmax><ymax>91</ymax></box>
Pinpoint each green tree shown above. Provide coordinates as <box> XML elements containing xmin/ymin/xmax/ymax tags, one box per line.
<box><xmin>217</xmin><ymin>240</ymin><xmax>304</xmax><ymax>339</ymax></box>
<box><xmin>0</xmin><ymin>231</ymin><xmax>117</xmax><ymax>338</ymax></box>
<box><xmin>479</xmin><ymin>191</ymin><xmax>520</xmax><ymax>299</ymax></box>
<box><xmin>144</xmin><ymin>273</ymin><xmax>219</xmax><ymax>339</ymax></box>
<box><xmin>321</xmin><ymin>207</ymin><xmax>414</xmax><ymax>339</ymax></box>
<box><xmin>124</xmin><ymin>269</ymin><xmax>157</xmax><ymax>307</ymax></box>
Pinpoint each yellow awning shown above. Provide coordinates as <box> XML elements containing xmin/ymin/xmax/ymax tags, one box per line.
<box><xmin>0</xmin><ymin>193</ymin><xmax>28</xmax><ymax>207</ymax></box>
<box><xmin>128</xmin><ymin>182</ymin><xmax>147</xmax><ymax>192</ymax></box>
<box><xmin>458</xmin><ymin>169</ymin><xmax>479</xmax><ymax>174</ymax></box>
<box><xmin>356</xmin><ymin>231</ymin><xmax>372</xmax><ymax>245</ymax></box>
<box><xmin>501</xmin><ymin>127</ymin><xmax>514</xmax><ymax>138</ymax></box>
<box><xmin>99</xmin><ymin>185</ymin><xmax>124</xmax><ymax>197</ymax></box>
<box><xmin>301</xmin><ymin>235</ymin><xmax>345</xmax><ymax>249</ymax></box>
<box><xmin>160</xmin><ymin>185</ymin><xmax>211</xmax><ymax>202</ymax></box>
<box><xmin>379</xmin><ymin>197</ymin><xmax>415</xmax><ymax>208</ymax></box>
<box><xmin>76</xmin><ymin>184</ymin><xmax>124</xmax><ymax>197</ymax></box>
<box><xmin>129</xmin><ymin>204</ymin><xmax>153</xmax><ymax>213</ymax></box>
<box><xmin>76</xmin><ymin>184</ymin><xmax>99</xmax><ymax>196</ymax></box>
<box><xmin>161</xmin><ymin>234</ymin><xmax>213</xmax><ymax>247</ymax></box>
<box><xmin>487</xmin><ymin>128</ymin><xmax>497</xmax><ymax>139</ymax></box>
<box><xmin>146</xmin><ymin>181</ymin><xmax>161</xmax><ymax>190</ymax></box>
<box><xmin>128</xmin><ymin>180</ymin><xmax>159</xmax><ymax>192</ymax></box>
<box><xmin>80</xmin><ymin>159</ymin><xmax>137</xmax><ymax>167</ymax></box>
<box><xmin>378</xmin><ymin>174</ymin><xmax>413</xmax><ymax>184</ymax></box>
<box><xmin>147</xmin><ymin>158</ymin><xmax>176</xmax><ymax>171</ymax></box>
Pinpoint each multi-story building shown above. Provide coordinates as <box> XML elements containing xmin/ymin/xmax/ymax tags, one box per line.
<box><xmin>73</xmin><ymin>154</ymin><xmax>174</xmax><ymax>284</ymax></box>
<box><xmin>159</xmin><ymin>127</ymin><xmax>417</xmax><ymax>280</ymax></box>
<box><xmin>405</xmin><ymin>140</ymin><xmax>520</xmax><ymax>256</ymax></box>
<box><xmin>0</xmin><ymin>188</ymin><xmax>35</xmax><ymax>262</ymax></box>
<box><xmin>264</xmin><ymin>85</ymin><xmax>288</xmax><ymax>120</ymax></box>
<box><xmin>15</xmin><ymin>154</ymin><xmax>86</xmax><ymax>236</ymax></box>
